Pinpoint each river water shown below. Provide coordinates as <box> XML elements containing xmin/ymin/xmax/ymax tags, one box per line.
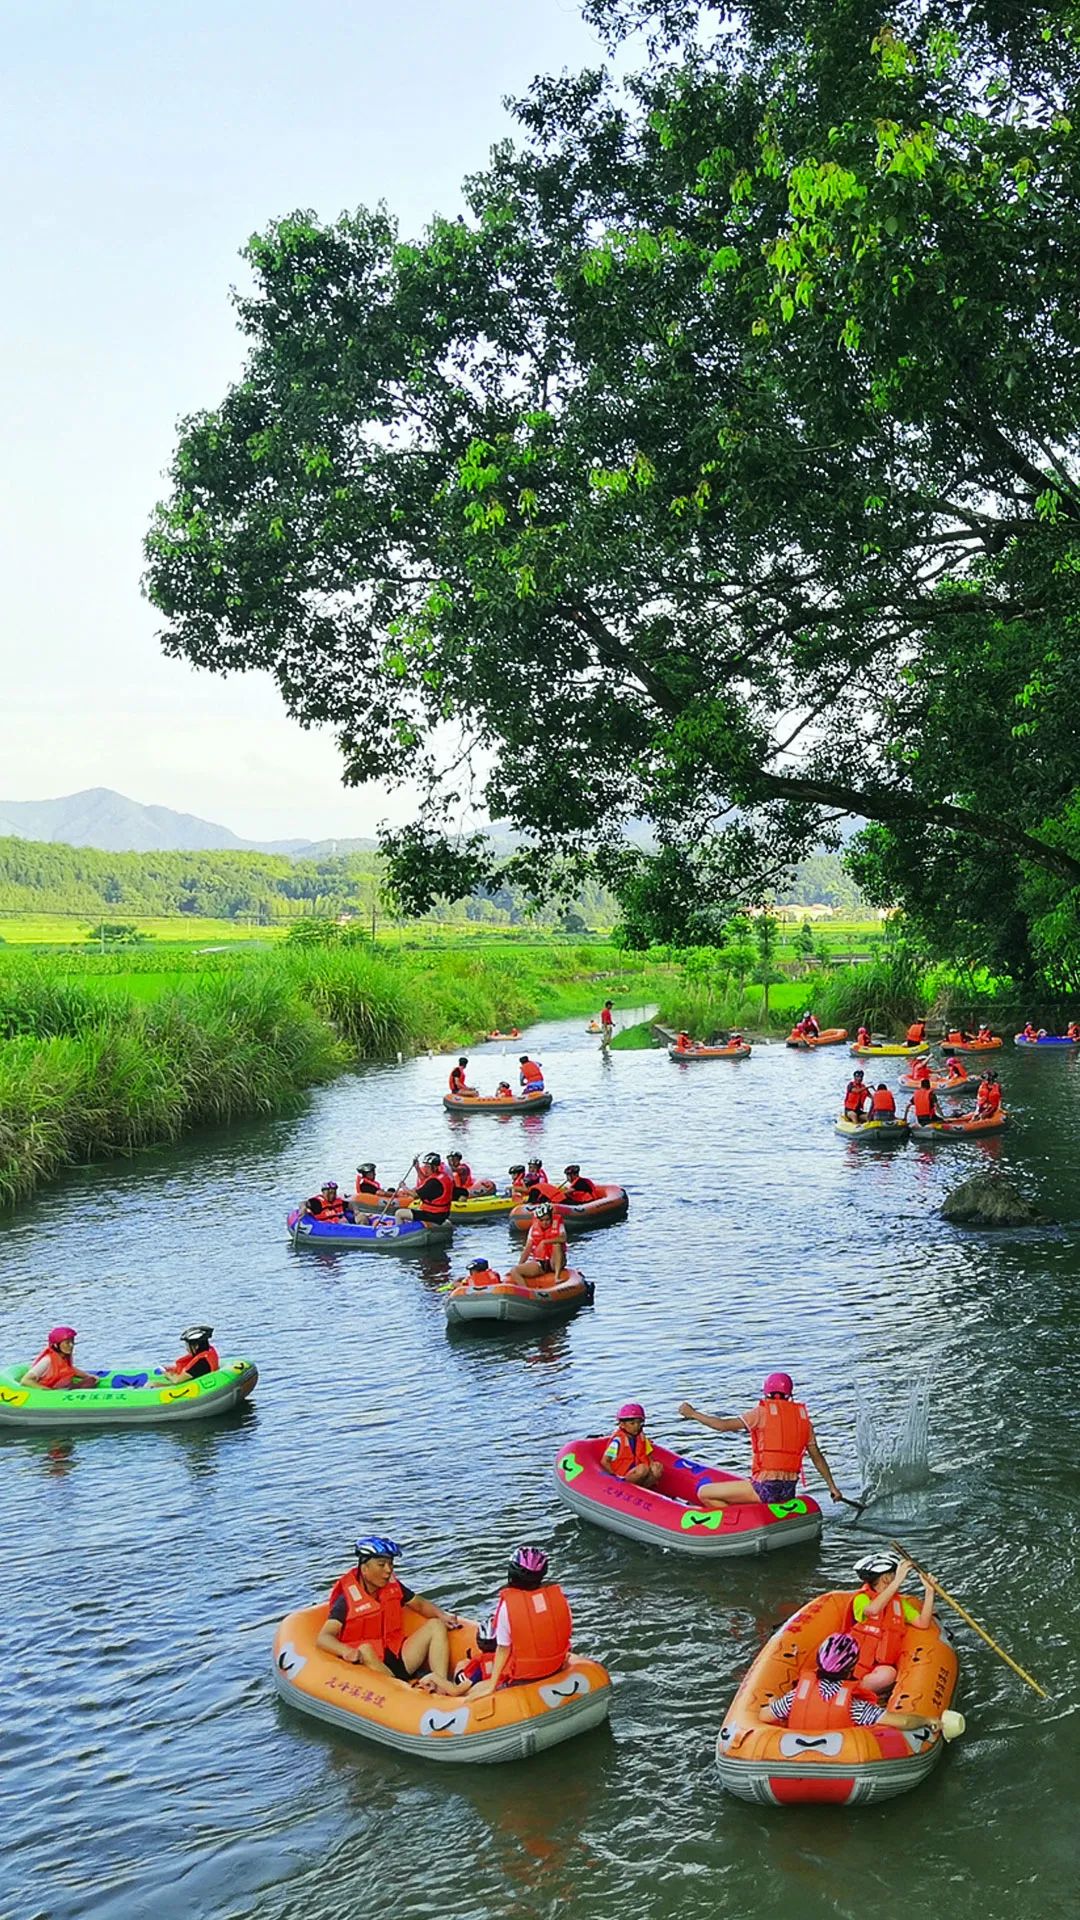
<box><xmin>3</xmin><ymin>1018</ymin><xmax>1078</xmax><ymax>1920</ymax></box>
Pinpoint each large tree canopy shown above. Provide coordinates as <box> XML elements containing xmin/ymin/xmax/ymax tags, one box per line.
<box><xmin>145</xmin><ymin>0</ymin><xmax>1080</xmax><ymax>962</ymax></box>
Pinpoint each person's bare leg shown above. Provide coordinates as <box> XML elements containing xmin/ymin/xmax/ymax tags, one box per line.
<box><xmin>859</xmin><ymin>1663</ymin><xmax>897</xmax><ymax>1694</ymax></box>
<box><xmin>693</xmin><ymin>1476</ymin><xmax>767</xmax><ymax>1508</ymax></box>
<box><xmin>402</xmin><ymin>1620</ymin><xmax>456</xmax><ymax>1693</ymax></box>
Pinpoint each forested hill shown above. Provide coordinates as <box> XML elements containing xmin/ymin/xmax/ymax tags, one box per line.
<box><xmin>0</xmin><ymin>835</ymin><xmax>861</xmax><ymax>926</ymax></box>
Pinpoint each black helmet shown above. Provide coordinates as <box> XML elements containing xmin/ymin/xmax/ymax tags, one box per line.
<box><xmin>181</xmin><ymin>1324</ymin><xmax>213</xmax><ymax>1348</ymax></box>
<box><xmin>422</xmin><ymin>1152</ymin><xmax>441</xmax><ymax>1168</ymax></box>
<box><xmin>448</xmin><ymin>1151</ymin><xmax>463</xmax><ymax>1165</ymax></box>
<box><xmin>564</xmin><ymin>1163</ymin><xmax>580</xmax><ymax>1175</ymax></box>
<box><xmin>357</xmin><ymin>1162</ymin><xmax>376</xmax><ymax>1174</ymax></box>
<box><xmin>508</xmin><ymin>1164</ymin><xmax>526</xmax><ymax>1175</ymax></box>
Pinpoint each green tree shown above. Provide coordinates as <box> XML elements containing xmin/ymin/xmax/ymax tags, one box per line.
<box><xmin>794</xmin><ymin>919</ymin><xmax>815</xmax><ymax>959</ymax></box>
<box><xmin>145</xmin><ymin>0</ymin><xmax>1080</xmax><ymax>958</ymax></box>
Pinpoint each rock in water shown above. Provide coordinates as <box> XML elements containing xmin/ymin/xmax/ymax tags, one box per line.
<box><xmin>941</xmin><ymin>1174</ymin><xmax>1050</xmax><ymax>1228</ymax></box>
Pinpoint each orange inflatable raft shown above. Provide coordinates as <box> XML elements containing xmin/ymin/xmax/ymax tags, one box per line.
<box><xmin>898</xmin><ymin>1067</ymin><xmax>971</xmax><ymax>1092</ymax></box>
<box><xmin>909</xmin><ymin>1109</ymin><xmax>1007</xmax><ymax>1141</ymax></box>
<box><xmin>443</xmin><ymin>1089</ymin><xmax>553</xmax><ymax>1114</ymax></box>
<box><xmin>273</xmin><ymin>1603</ymin><xmax>611</xmax><ymax>1763</ymax></box>
<box><xmin>715</xmin><ymin>1590</ymin><xmax>959</xmax><ymax>1806</ymax></box>
<box><xmin>786</xmin><ymin>1028</ymin><xmax>848</xmax><ymax>1050</ymax></box>
<box><xmin>445</xmin><ymin>1267</ymin><xmax>593</xmax><ymax>1326</ymax></box>
<box><xmin>668</xmin><ymin>1040</ymin><xmax>751</xmax><ymax>1060</ymax></box>
<box><xmin>943</xmin><ymin>1033</ymin><xmax>1003</xmax><ymax>1052</ymax></box>
<box><xmin>509</xmin><ymin>1184</ymin><xmax>629</xmax><ymax>1234</ymax></box>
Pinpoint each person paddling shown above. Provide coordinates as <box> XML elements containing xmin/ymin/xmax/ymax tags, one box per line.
<box><xmin>22</xmin><ymin>1327</ymin><xmax>101</xmax><ymax>1391</ymax></box>
<box><xmin>394</xmin><ymin>1154</ymin><xmax>453</xmax><ymax>1225</ymax></box>
<box><xmin>678</xmin><ymin>1371</ymin><xmax>843</xmax><ymax>1510</ymax></box>
<box><xmin>847</xmin><ymin>1552</ymin><xmax>935</xmax><ymax>1693</ymax></box>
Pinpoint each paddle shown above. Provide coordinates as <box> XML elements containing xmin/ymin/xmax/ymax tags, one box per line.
<box><xmin>888</xmin><ymin>1539</ymin><xmax>1047</xmax><ymax>1699</ymax></box>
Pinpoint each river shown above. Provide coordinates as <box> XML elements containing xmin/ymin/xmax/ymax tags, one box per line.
<box><xmin>3</xmin><ymin>1017</ymin><xmax>1078</xmax><ymax>1920</ymax></box>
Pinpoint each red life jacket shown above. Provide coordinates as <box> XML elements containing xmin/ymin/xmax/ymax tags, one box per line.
<box><xmin>310</xmin><ymin>1194</ymin><xmax>346</xmax><ymax>1220</ymax></box>
<box><xmin>416</xmin><ymin>1171</ymin><xmax>453</xmax><ymax>1218</ymax></box>
<box><xmin>519</xmin><ymin>1061</ymin><xmax>544</xmax><ymax>1087</ymax></box>
<box><xmin>871</xmin><ymin>1088</ymin><xmax>896</xmax><ymax>1116</ymax></box>
<box><xmin>906</xmin><ymin>1022</ymin><xmax>926</xmax><ymax>1045</ymax></box>
<box><xmin>605</xmin><ymin>1428</ymin><xmax>653</xmax><ymax>1477</ymax></box>
<box><xmin>787</xmin><ymin>1674</ymin><xmax>879</xmax><ymax>1730</ymax></box>
<box><xmin>354</xmin><ymin>1177</ymin><xmax>383</xmax><ymax>1199</ymax></box>
<box><xmin>913</xmin><ymin>1088</ymin><xmax>938</xmax><ymax>1121</ymax></box>
<box><xmin>565</xmin><ymin>1177</ymin><xmax>599</xmax><ymax>1201</ymax></box>
<box><xmin>849</xmin><ymin>1588</ymin><xmax>910</xmax><ymax>1675</ymax></box>
<box><xmin>856</xmin><ymin>1028</ymin><xmax>871</xmax><ymax>1046</ymax></box>
<box><xmin>980</xmin><ymin>1083</ymin><xmax>1002</xmax><ymax>1113</ymax></box>
<box><xmin>32</xmin><ymin>1347</ymin><xmax>76</xmax><ymax>1390</ymax></box>
<box><xmin>172</xmin><ymin>1345</ymin><xmax>221</xmax><ymax>1376</ymax></box>
<box><xmin>601</xmin><ymin>1007</ymin><xmax>613</xmax><ymax>1027</ymax></box>
<box><xmin>747</xmin><ymin>1398</ymin><xmax>810</xmax><ymax>1481</ymax></box>
<box><xmin>525</xmin><ymin>1219</ymin><xmax>564</xmax><ymax>1264</ymax></box>
<box><xmin>327</xmin><ymin>1571</ymin><xmax>406</xmax><ymax>1659</ymax></box>
<box><xmin>497</xmin><ymin>1583</ymin><xmax>572</xmax><ymax>1683</ymax></box>
<box><xmin>844</xmin><ymin>1081</ymin><xmax>870</xmax><ymax>1113</ymax></box>
<box><xmin>450</xmin><ymin>1163</ymin><xmax>473</xmax><ymax>1190</ymax></box>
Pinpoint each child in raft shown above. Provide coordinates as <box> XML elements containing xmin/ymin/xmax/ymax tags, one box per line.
<box><xmin>600</xmin><ymin>1403</ymin><xmax>663</xmax><ymax>1489</ymax></box>
<box><xmin>762</xmin><ymin>1632</ymin><xmax>947</xmax><ymax>1734</ymax></box>
<box><xmin>460</xmin><ymin>1546</ymin><xmax>572</xmax><ymax>1699</ymax></box>
<box><xmin>847</xmin><ymin>1552</ymin><xmax>935</xmax><ymax>1693</ymax></box>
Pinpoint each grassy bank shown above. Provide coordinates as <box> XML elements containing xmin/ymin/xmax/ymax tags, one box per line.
<box><xmin>0</xmin><ymin>943</ymin><xmax>671</xmax><ymax>1206</ymax></box>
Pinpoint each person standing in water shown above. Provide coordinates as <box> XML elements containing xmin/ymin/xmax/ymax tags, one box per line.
<box><xmin>678</xmin><ymin>1371</ymin><xmax>843</xmax><ymax>1509</ymax></box>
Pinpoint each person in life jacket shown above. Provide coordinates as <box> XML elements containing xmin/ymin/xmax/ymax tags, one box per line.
<box><xmin>975</xmin><ymin>1024</ymin><xmax>994</xmax><ymax>1043</ymax></box>
<box><xmin>675</xmin><ymin>1031</ymin><xmax>693</xmax><ymax>1052</ymax></box>
<box><xmin>801</xmin><ymin>1012</ymin><xmax>821</xmax><ymax>1038</ymax></box>
<box><xmin>454</xmin><ymin>1615</ymin><xmax>498</xmax><ymax>1687</ymax></box>
<box><xmin>518</xmin><ymin>1055</ymin><xmax>545</xmax><ymax>1093</ymax></box>
<box><xmin>906</xmin><ymin>1018</ymin><xmax>927</xmax><ymax>1046</ymax></box>
<box><xmin>976</xmin><ymin>1070</ymin><xmax>1003</xmax><ymax>1117</ymax></box>
<box><xmin>162</xmin><ymin>1325</ymin><xmax>221</xmax><ymax>1381</ymax></box>
<box><xmin>943</xmin><ymin>1053</ymin><xmax>967</xmax><ymax>1082</ymax></box>
<box><xmin>761</xmin><ymin>1632</ymin><xmax>943</xmax><ymax>1734</ymax></box>
<box><xmin>462</xmin><ymin>1256</ymin><xmax>502</xmax><ymax>1289</ymax></box>
<box><xmin>904</xmin><ymin>1078</ymin><xmax>943</xmax><ymax>1126</ymax></box>
<box><xmin>507</xmin><ymin>1202</ymin><xmax>567</xmax><ymax>1285</ymax></box>
<box><xmin>600</xmin><ymin>1000</ymin><xmax>615</xmax><ymax>1039</ymax></box>
<box><xmin>461</xmin><ymin>1546</ymin><xmax>572</xmax><ymax>1697</ymax></box>
<box><xmin>1067</xmin><ymin>1022</ymin><xmax>1080</xmax><ymax>1043</ymax></box>
<box><xmin>507</xmin><ymin>1163</ymin><xmax>529</xmax><ymax>1197</ymax></box>
<box><xmin>22</xmin><ymin>1326</ymin><xmax>101</xmax><ymax>1391</ymax></box>
<box><xmin>448</xmin><ymin>1057</ymin><xmax>477</xmax><ymax>1097</ymax></box>
<box><xmin>847</xmin><ymin>1553</ymin><xmax>935</xmax><ymax>1692</ymax></box>
<box><xmin>445</xmin><ymin>1150</ymin><xmax>495</xmax><ymax>1199</ymax></box>
<box><xmin>304</xmin><ymin>1181</ymin><xmax>347</xmax><ymax>1221</ymax></box>
<box><xmin>856</xmin><ymin>1025</ymin><xmax>872</xmax><ymax>1048</ymax></box>
<box><xmin>562</xmin><ymin>1164</ymin><xmax>600</xmax><ymax>1203</ymax></box>
<box><xmin>395</xmin><ymin>1154</ymin><xmax>453</xmax><ymax>1225</ymax></box>
<box><xmin>494</xmin><ymin>1081</ymin><xmax>515</xmax><ymax>1100</ymax></box>
<box><xmin>600</xmin><ymin>1402</ymin><xmax>663</xmax><ymax>1488</ymax></box>
<box><xmin>351</xmin><ymin>1162</ymin><xmax>389</xmax><ymax>1223</ymax></box>
<box><xmin>1021</xmin><ymin>1021</ymin><xmax>1044</xmax><ymax>1043</ymax></box>
<box><xmin>870</xmin><ymin>1083</ymin><xmax>897</xmax><ymax>1118</ymax></box>
<box><xmin>317</xmin><ymin>1535</ymin><xmax>465</xmax><ymax>1693</ymax></box>
<box><xmin>843</xmin><ymin>1070</ymin><xmax>872</xmax><ymax>1121</ymax></box>
<box><xmin>524</xmin><ymin>1155</ymin><xmax>549</xmax><ymax>1189</ymax></box>
<box><xmin>678</xmin><ymin>1370</ymin><xmax>843</xmax><ymax>1510</ymax></box>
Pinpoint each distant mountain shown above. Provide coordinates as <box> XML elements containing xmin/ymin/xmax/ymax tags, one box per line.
<box><xmin>0</xmin><ymin>789</ymin><xmax>378</xmax><ymax>856</ymax></box>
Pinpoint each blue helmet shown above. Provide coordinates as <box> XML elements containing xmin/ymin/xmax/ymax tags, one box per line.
<box><xmin>355</xmin><ymin>1535</ymin><xmax>402</xmax><ymax>1563</ymax></box>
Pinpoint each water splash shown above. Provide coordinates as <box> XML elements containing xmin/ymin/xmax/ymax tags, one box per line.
<box><xmin>856</xmin><ymin>1375</ymin><xmax>931</xmax><ymax>1499</ymax></box>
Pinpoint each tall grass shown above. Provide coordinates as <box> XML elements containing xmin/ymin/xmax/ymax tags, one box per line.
<box><xmin>0</xmin><ymin>943</ymin><xmax>665</xmax><ymax>1206</ymax></box>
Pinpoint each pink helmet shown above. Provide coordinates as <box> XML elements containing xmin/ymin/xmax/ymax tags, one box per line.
<box><xmin>510</xmin><ymin>1545</ymin><xmax>548</xmax><ymax>1577</ymax></box>
<box><xmin>762</xmin><ymin>1371</ymin><xmax>793</xmax><ymax>1396</ymax></box>
<box><xmin>817</xmin><ymin>1632</ymin><xmax>859</xmax><ymax>1675</ymax></box>
<box><xmin>48</xmin><ymin>1326</ymin><xmax>77</xmax><ymax>1346</ymax></box>
<box><xmin>617</xmin><ymin>1402</ymin><xmax>646</xmax><ymax>1420</ymax></box>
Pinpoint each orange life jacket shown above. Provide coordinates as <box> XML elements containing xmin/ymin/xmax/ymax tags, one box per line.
<box><xmin>1068</xmin><ymin>1025</ymin><xmax>1080</xmax><ymax>1042</ymax></box>
<box><xmin>327</xmin><ymin>1571</ymin><xmax>406</xmax><ymax>1659</ymax></box>
<box><xmin>748</xmin><ymin>1398</ymin><xmax>810</xmax><ymax>1481</ymax></box>
<box><xmin>913</xmin><ymin>1087</ymin><xmax>938</xmax><ymax>1121</ymax></box>
<box><xmin>449</xmin><ymin>1163</ymin><xmax>473</xmax><ymax>1190</ymax></box>
<box><xmin>844</xmin><ymin>1081</ymin><xmax>870</xmax><ymax>1113</ymax></box>
<box><xmin>676</xmin><ymin>1034</ymin><xmax>691</xmax><ymax>1051</ymax></box>
<box><xmin>497</xmin><ymin>1583</ymin><xmax>572</xmax><ymax>1684</ymax></box>
<box><xmin>980</xmin><ymin>1082</ymin><xmax>1002</xmax><ymax>1113</ymax></box>
<box><xmin>519</xmin><ymin>1061</ymin><xmax>544</xmax><ymax>1087</ymax></box>
<box><xmin>467</xmin><ymin>1267</ymin><xmax>502</xmax><ymax>1289</ymax></box>
<box><xmin>906</xmin><ymin>1022</ymin><xmax>926</xmax><ymax>1045</ymax></box>
<box><xmin>32</xmin><ymin>1347</ymin><xmax>76</xmax><ymax>1390</ymax></box>
<box><xmin>525</xmin><ymin>1220</ymin><xmax>564</xmax><ymax>1264</ymax></box>
<box><xmin>945</xmin><ymin>1060</ymin><xmax>966</xmax><ymax>1080</ymax></box>
<box><xmin>856</xmin><ymin>1028</ymin><xmax>870</xmax><ymax>1045</ymax></box>
<box><xmin>871</xmin><ymin>1088</ymin><xmax>896</xmax><ymax>1115</ymax></box>
<box><xmin>416</xmin><ymin>1171</ymin><xmax>453</xmax><ymax>1218</ymax></box>
<box><xmin>354</xmin><ymin>1177</ymin><xmax>383</xmax><ymax>1199</ymax></box>
<box><xmin>787</xmin><ymin>1674</ymin><xmax>879</xmax><ymax>1730</ymax></box>
<box><xmin>849</xmin><ymin>1588</ymin><xmax>909</xmax><ymax>1675</ymax></box>
<box><xmin>172</xmin><ymin>1345</ymin><xmax>221</xmax><ymax>1376</ymax></box>
<box><xmin>944</xmin><ymin>1030</ymin><xmax>966</xmax><ymax>1046</ymax></box>
<box><xmin>605</xmin><ymin>1427</ymin><xmax>654</xmax><ymax>1477</ymax></box>
<box><xmin>311</xmin><ymin>1195</ymin><xmax>346</xmax><ymax>1221</ymax></box>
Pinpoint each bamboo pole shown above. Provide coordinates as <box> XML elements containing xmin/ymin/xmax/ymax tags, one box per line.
<box><xmin>889</xmin><ymin>1540</ymin><xmax>1047</xmax><ymax>1700</ymax></box>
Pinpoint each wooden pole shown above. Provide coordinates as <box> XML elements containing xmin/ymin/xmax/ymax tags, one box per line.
<box><xmin>889</xmin><ymin>1540</ymin><xmax>1047</xmax><ymax>1699</ymax></box>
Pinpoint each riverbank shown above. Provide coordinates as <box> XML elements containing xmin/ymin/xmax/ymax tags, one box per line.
<box><xmin>0</xmin><ymin>943</ymin><xmax>672</xmax><ymax>1206</ymax></box>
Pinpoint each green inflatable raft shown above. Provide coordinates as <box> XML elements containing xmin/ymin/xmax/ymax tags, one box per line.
<box><xmin>0</xmin><ymin>1359</ymin><xmax>258</xmax><ymax>1429</ymax></box>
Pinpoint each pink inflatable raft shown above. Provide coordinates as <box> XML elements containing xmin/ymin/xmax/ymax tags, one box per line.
<box><xmin>553</xmin><ymin>1437</ymin><xmax>822</xmax><ymax>1558</ymax></box>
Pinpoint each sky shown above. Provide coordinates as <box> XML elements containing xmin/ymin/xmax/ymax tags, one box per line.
<box><xmin>0</xmin><ymin>0</ymin><xmax>612</xmax><ymax>839</ymax></box>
